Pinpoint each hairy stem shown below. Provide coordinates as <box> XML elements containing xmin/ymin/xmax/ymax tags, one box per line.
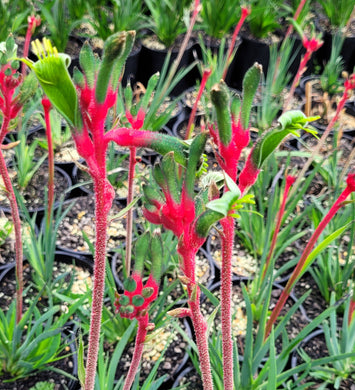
<box><xmin>265</xmin><ymin>183</ymin><xmax>354</xmax><ymax>339</ymax></box>
<box><xmin>84</xmin><ymin>175</ymin><xmax>113</xmax><ymax>390</ymax></box>
<box><xmin>185</xmin><ymin>69</ymin><xmax>211</xmax><ymax>140</ymax></box>
<box><xmin>125</xmin><ymin>146</ymin><xmax>136</xmax><ymax>277</ymax></box>
<box><xmin>261</xmin><ymin>177</ymin><xmax>294</xmax><ymax>283</ymax></box>
<box><xmin>123</xmin><ymin>314</ymin><xmax>149</xmax><ymax>390</ymax></box>
<box><xmin>220</xmin><ymin>216</ymin><xmax>235</xmax><ymax>390</ymax></box>
<box><xmin>42</xmin><ymin>99</ymin><xmax>54</xmax><ymax>223</ymax></box>
<box><xmin>0</xmin><ymin>148</ymin><xmax>23</xmax><ymax>323</ymax></box>
<box><xmin>182</xmin><ymin>248</ymin><xmax>214</xmax><ymax>390</ymax></box>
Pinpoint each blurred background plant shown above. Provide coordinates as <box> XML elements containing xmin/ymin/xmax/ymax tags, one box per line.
<box><xmin>87</xmin><ymin>0</ymin><xmax>148</xmax><ymax>42</ymax></box>
<box><xmin>247</xmin><ymin>0</ymin><xmax>285</xmax><ymax>39</ymax></box>
<box><xmin>0</xmin><ymin>0</ymin><xmax>29</xmax><ymax>42</ymax></box>
<box><xmin>198</xmin><ymin>0</ymin><xmax>242</xmax><ymax>40</ymax></box>
<box><xmin>36</xmin><ymin>0</ymin><xmax>83</xmax><ymax>52</ymax></box>
<box><xmin>0</xmin><ymin>295</ymin><xmax>84</xmax><ymax>383</ymax></box>
<box><xmin>317</xmin><ymin>0</ymin><xmax>355</xmax><ymax>29</ymax></box>
<box><xmin>143</xmin><ymin>0</ymin><xmax>192</xmax><ymax>48</ymax></box>
<box><xmin>11</xmin><ymin>130</ymin><xmax>47</xmax><ymax>191</ymax></box>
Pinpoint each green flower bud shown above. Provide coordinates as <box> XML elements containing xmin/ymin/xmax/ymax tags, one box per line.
<box><xmin>132</xmin><ymin>295</ymin><xmax>144</xmax><ymax>307</ymax></box>
<box><xmin>123</xmin><ymin>277</ymin><xmax>137</xmax><ymax>293</ymax></box>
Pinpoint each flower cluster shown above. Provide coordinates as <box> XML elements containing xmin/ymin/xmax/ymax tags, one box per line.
<box><xmin>115</xmin><ymin>273</ymin><xmax>159</xmax><ymax>320</ymax></box>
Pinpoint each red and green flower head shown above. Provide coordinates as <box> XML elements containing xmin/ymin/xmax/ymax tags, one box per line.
<box><xmin>115</xmin><ymin>232</ymin><xmax>163</xmax><ymax>320</ymax></box>
<box><xmin>208</xmin><ymin>63</ymin><xmax>262</xmax><ymax>181</ymax></box>
<box><xmin>0</xmin><ymin>37</ymin><xmax>37</xmax><ymax>124</ymax></box>
<box><xmin>142</xmin><ymin>133</ymin><xmax>243</xmax><ymax>253</ymax></box>
<box><xmin>142</xmin><ymin>133</ymin><xmax>208</xmax><ymax>239</ymax></box>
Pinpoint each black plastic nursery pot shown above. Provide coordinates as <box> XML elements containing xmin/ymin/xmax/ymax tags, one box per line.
<box><xmin>315</xmin><ymin>31</ymin><xmax>355</xmax><ymax>74</ymax></box>
<box><xmin>135</xmin><ymin>35</ymin><xmax>200</xmax><ymax>97</ymax></box>
<box><xmin>172</xmin><ymin>365</ymin><xmax>203</xmax><ymax>389</ymax></box>
<box><xmin>0</xmin><ymin>251</ymin><xmax>93</xmax><ymax>310</ymax></box>
<box><xmin>227</xmin><ymin>35</ymin><xmax>272</xmax><ymax>91</ymax></box>
<box><xmin>121</xmin><ymin>41</ymin><xmax>142</xmax><ymax>87</ymax></box>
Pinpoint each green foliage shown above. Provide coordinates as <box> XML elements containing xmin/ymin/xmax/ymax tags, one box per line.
<box><xmin>0</xmin><ymin>212</ymin><xmax>13</xmax><ymax>246</ymax></box>
<box><xmin>29</xmin><ymin>382</ymin><xmax>55</xmax><ymax>390</ymax></box>
<box><xmin>248</xmin><ymin>0</ymin><xmax>285</xmax><ymax>39</ymax></box>
<box><xmin>0</xmin><ymin>0</ymin><xmax>29</xmax><ymax>42</ymax></box>
<box><xmin>199</xmin><ymin>0</ymin><xmax>242</xmax><ymax>39</ymax></box>
<box><xmin>12</xmin><ymin>130</ymin><xmax>47</xmax><ymax>190</ymax></box>
<box><xmin>145</xmin><ymin>0</ymin><xmax>191</xmax><ymax>48</ymax></box>
<box><xmin>298</xmin><ymin>293</ymin><xmax>355</xmax><ymax>387</ymax></box>
<box><xmin>320</xmin><ymin>32</ymin><xmax>345</xmax><ymax>95</ymax></box>
<box><xmin>144</xmin><ymin>0</ymin><xmax>192</xmax><ymax>48</ymax></box>
<box><xmin>38</xmin><ymin>109</ymin><xmax>72</xmax><ymax>152</ymax></box>
<box><xmin>22</xmin><ymin>39</ymin><xmax>81</xmax><ymax>128</ymax></box>
<box><xmin>255</xmin><ymin>41</ymin><xmax>295</xmax><ymax>132</ymax></box>
<box><xmin>38</xmin><ymin>0</ymin><xmax>83</xmax><ymax>52</ymax></box>
<box><xmin>318</xmin><ymin>0</ymin><xmax>355</xmax><ymax>28</ymax></box>
<box><xmin>0</xmin><ymin>297</ymin><xmax>84</xmax><ymax>381</ymax></box>
<box><xmin>308</xmin><ymin>192</ymin><xmax>355</xmax><ymax>304</ymax></box>
<box><xmin>252</xmin><ymin>110</ymin><xmax>319</xmax><ymax>169</ymax></box>
<box><xmin>87</xmin><ymin>0</ymin><xmax>148</xmax><ymax>41</ymax></box>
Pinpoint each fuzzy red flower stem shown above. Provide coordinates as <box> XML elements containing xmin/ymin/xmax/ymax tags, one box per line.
<box><xmin>0</xmin><ymin>117</ymin><xmax>23</xmax><ymax>323</ymax></box>
<box><xmin>123</xmin><ymin>314</ymin><xmax>149</xmax><ymax>390</ymax></box>
<box><xmin>261</xmin><ymin>176</ymin><xmax>296</xmax><ymax>283</ymax></box>
<box><xmin>222</xmin><ymin>7</ymin><xmax>250</xmax><ymax>81</ymax></box>
<box><xmin>42</xmin><ymin>98</ymin><xmax>54</xmax><ymax>224</ymax></box>
<box><xmin>219</xmin><ymin>215</ymin><xmax>235</xmax><ymax>390</ymax></box>
<box><xmin>185</xmin><ymin>68</ymin><xmax>211</xmax><ymax>140</ymax></box>
<box><xmin>125</xmin><ymin>146</ymin><xmax>137</xmax><ymax>277</ymax></box>
<box><xmin>349</xmin><ymin>296</ymin><xmax>355</xmax><ymax>326</ymax></box>
<box><xmin>84</xmin><ymin>174</ymin><xmax>113</xmax><ymax>390</ymax></box>
<box><xmin>283</xmin><ymin>37</ymin><xmax>322</xmax><ymax>112</ymax></box>
<box><xmin>21</xmin><ymin>16</ymin><xmax>40</xmax><ymax>75</ymax></box>
<box><xmin>284</xmin><ymin>0</ymin><xmax>308</xmax><ymax>41</ymax></box>
<box><xmin>264</xmin><ymin>175</ymin><xmax>355</xmax><ymax>340</ymax></box>
<box><xmin>182</xmin><ymin>248</ymin><xmax>214</xmax><ymax>390</ymax></box>
<box><xmin>273</xmin><ymin>0</ymin><xmax>307</xmax><ymax>88</ymax></box>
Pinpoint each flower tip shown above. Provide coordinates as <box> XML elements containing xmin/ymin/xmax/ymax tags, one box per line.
<box><xmin>286</xmin><ymin>175</ymin><xmax>297</xmax><ymax>186</ymax></box>
<box><xmin>241</xmin><ymin>6</ymin><xmax>251</xmax><ymax>16</ymax></box>
<box><xmin>346</xmin><ymin>173</ymin><xmax>355</xmax><ymax>192</ymax></box>
<box><xmin>41</xmin><ymin>96</ymin><xmax>51</xmax><ymax>112</ymax></box>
